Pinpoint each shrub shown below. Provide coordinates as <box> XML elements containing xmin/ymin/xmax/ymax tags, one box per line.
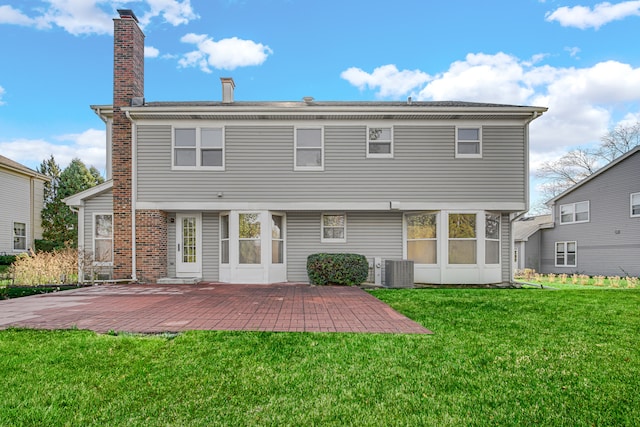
<box><xmin>307</xmin><ymin>253</ymin><xmax>369</xmax><ymax>286</ymax></box>
<box><xmin>34</xmin><ymin>239</ymin><xmax>66</xmax><ymax>253</ymax></box>
<box><xmin>0</xmin><ymin>255</ymin><xmax>17</xmax><ymax>266</ymax></box>
<box><xmin>10</xmin><ymin>248</ymin><xmax>78</xmax><ymax>286</ymax></box>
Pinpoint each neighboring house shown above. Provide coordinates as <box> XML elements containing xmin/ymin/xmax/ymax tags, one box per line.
<box><xmin>513</xmin><ymin>214</ymin><xmax>552</xmax><ymax>272</ymax></box>
<box><xmin>536</xmin><ymin>146</ymin><xmax>640</xmax><ymax>277</ymax></box>
<box><xmin>65</xmin><ymin>10</ymin><xmax>547</xmax><ymax>285</ymax></box>
<box><xmin>0</xmin><ymin>155</ymin><xmax>49</xmax><ymax>254</ymax></box>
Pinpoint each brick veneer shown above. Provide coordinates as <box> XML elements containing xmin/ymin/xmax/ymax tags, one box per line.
<box><xmin>112</xmin><ymin>12</ymin><xmax>144</xmax><ymax>280</ymax></box>
<box><xmin>135</xmin><ymin>210</ymin><xmax>168</xmax><ymax>282</ymax></box>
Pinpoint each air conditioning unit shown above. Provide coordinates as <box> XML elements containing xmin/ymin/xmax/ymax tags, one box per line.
<box><xmin>384</xmin><ymin>260</ymin><xmax>414</xmax><ymax>288</ymax></box>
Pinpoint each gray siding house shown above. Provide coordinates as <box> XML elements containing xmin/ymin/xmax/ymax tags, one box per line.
<box><xmin>0</xmin><ymin>155</ymin><xmax>48</xmax><ymax>254</ymax></box>
<box><xmin>66</xmin><ymin>10</ymin><xmax>547</xmax><ymax>285</ymax></box>
<box><xmin>537</xmin><ymin>146</ymin><xmax>640</xmax><ymax>277</ymax></box>
<box><xmin>513</xmin><ymin>214</ymin><xmax>552</xmax><ymax>272</ymax></box>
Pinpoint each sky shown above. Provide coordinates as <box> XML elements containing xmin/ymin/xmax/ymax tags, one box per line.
<box><xmin>1</xmin><ymin>0</ymin><xmax>639</xmax><ymax>211</ymax></box>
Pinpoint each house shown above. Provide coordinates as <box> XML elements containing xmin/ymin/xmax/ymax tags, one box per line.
<box><xmin>0</xmin><ymin>155</ymin><xmax>49</xmax><ymax>254</ymax></box>
<box><xmin>65</xmin><ymin>9</ymin><xmax>547</xmax><ymax>285</ymax></box>
<box><xmin>513</xmin><ymin>214</ymin><xmax>552</xmax><ymax>272</ymax></box>
<box><xmin>532</xmin><ymin>146</ymin><xmax>640</xmax><ymax>277</ymax></box>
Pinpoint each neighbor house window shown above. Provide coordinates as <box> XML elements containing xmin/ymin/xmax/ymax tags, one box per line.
<box><xmin>406</xmin><ymin>212</ymin><xmax>437</xmax><ymax>264</ymax></box>
<box><xmin>367</xmin><ymin>126</ymin><xmax>393</xmax><ymax>158</ymax></box>
<box><xmin>485</xmin><ymin>213</ymin><xmax>500</xmax><ymax>264</ymax></box>
<box><xmin>559</xmin><ymin>201</ymin><xmax>589</xmax><ymax>224</ymax></box>
<box><xmin>13</xmin><ymin>222</ymin><xmax>26</xmax><ymax>251</ymax></box>
<box><xmin>295</xmin><ymin>128</ymin><xmax>323</xmax><ymax>170</ymax></box>
<box><xmin>173</xmin><ymin>127</ymin><xmax>224</xmax><ymax>170</ymax></box>
<box><xmin>94</xmin><ymin>214</ymin><xmax>113</xmax><ymax>264</ymax></box>
<box><xmin>448</xmin><ymin>213</ymin><xmax>477</xmax><ymax>264</ymax></box>
<box><xmin>456</xmin><ymin>127</ymin><xmax>481</xmax><ymax>158</ymax></box>
<box><xmin>555</xmin><ymin>241</ymin><xmax>577</xmax><ymax>267</ymax></box>
<box><xmin>631</xmin><ymin>193</ymin><xmax>640</xmax><ymax>217</ymax></box>
<box><xmin>321</xmin><ymin>213</ymin><xmax>346</xmax><ymax>243</ymax></box>
<box><xmin>220</xmin><ymin>214</ymin><xmax>229</xmax><ymax>264</ymax></box>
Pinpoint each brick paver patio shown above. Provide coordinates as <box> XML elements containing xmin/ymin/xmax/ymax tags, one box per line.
<box><xmin>0</xmin><ymin>283</ymin><xmax>431</xmax><ymax>334</ymax></box>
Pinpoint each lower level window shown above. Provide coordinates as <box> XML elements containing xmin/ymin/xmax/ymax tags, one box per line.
<box><xmin>94</xmin><ymin>214</ymin><xmax>113</xmax><ymax>264</ymax></box>
<box><xmin>406</xmin><ymin>212</ymin><xmax>437</xmax><ymax>264</ymax></box>
<box><xmin>448</xmin><ymin>213</ymin><xmax>477</xmax><ymax>264</ymax></box>
<box><xmin>13</xmin><ymin>222</ymin><xmax>26</xmax><ymax>251</ymax></box>
<box><xmin>555</xmin><ymin>241</ymin><xmax>576</xmax><ymax>267</ymax></box>
<box><xmin>321</xmin><ymin>214</ymin><xmax>346</xmax><ymax>242</ymax></box>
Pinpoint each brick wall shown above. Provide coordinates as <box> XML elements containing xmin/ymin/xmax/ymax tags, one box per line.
<box><xmin>136</xmin><ymin>210</ymin><xmax>168</xmax><ymax>282</ymax></box>
<box><xmin>112</xmin><ymin>12</ymin><xmax>144</xmax><ymax>279</ymax></box>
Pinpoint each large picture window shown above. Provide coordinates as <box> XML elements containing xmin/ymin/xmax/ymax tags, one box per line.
<box><xmin>560</xmin><ymin>201</ymin><xmax>589</xmax><ymax>224</ymax></box>
<box><xmin>13</xmin><ymin>222</ymin><xmax>26</xmax><ymax>251</ymax></box>
<box><xmin>406</xmin><ymin>212</ymin><xmax>437</xmax><ymax>264</ymax></box>
<box><xmin>456</xmin><ymin>127</ymin><xmax>481</xmax><ymax>158</ymax></box>
<box><xmin>173</xmin><ymin>127</ymin><xmax>224</xmax><ymax>169</ymax></box>
<box><xmin>94</xmin><ymin>214</ymin><xmax>113</xmax><ymax>264</ymax></box>
<box><xmin>321</xmin><ymin>213</ymin><xmax>346</xmax><ymax>243</ymax></box>
<box><xmin>448</xmin><ymin>213</ymin><xmax>477</xmax><ymax>264</ymax></box>
<box><xmin>367</xmin><ymin>126</ymin><xmax>393</xmax><ymax>158</ymax></box>
<box><xmin>555</xmin><ymin>241</ymin><xmax>577</xmax><ymax>267</ymax></box>
<box><xmin>295</xmin><ymin>128</ymin><xmax>323</xmax><ymax>170</ymax></box>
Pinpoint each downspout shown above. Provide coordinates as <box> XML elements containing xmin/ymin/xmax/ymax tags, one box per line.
<box><xmin>126</xmin><ymin>110</ymin><xmax>137</xmax><ymax>282</ymax></box>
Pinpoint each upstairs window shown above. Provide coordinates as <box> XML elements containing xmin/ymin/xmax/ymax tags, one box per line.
<box><xmin>321</xmin><ymin>213</ymin><xmax>346</xmax><ymax>243</ymax></box>
<box><xmin>560</xmin><ymin>201</ymin><xmax>589</xmax><ymax>224</ymax></box>
<box><xmin>295</xmin><ymin>128</ymin><xmax>323</xmax><ymax>170</ymax></box>
<box><xmin>13</xmin><ymin>222</ymin><xmax>26</xmax><ymax>251</ymax></box>
<box><xmin>456</xmin><ymin>127</ymin><xmax>482</xmax><ymax>158</ymax></box>
<box><xmin>367</xmin><ymin>126</ymin><xmax>393</xmax><ymax>158</ymax></box>
<box><xmin>173</xmin><ymin>127</ymin><xmax>224</xmax><ymax>170</ymax></box>
<box><xmin>631</xmin><ymin>193</ymin><xmax>640</xmax><ymax>217</ymax></box>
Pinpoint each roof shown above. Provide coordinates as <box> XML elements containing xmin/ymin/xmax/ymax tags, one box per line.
<box><xmin>513</xmin><ymin>214</ymin><xmax>553</xmax><ymax>241</ymax></box>
<box><xmin>63</xmin><ymin>179</ymin><xmax>113</xmax><ymax>207</ymax></box>
<box><xmin>92</xmin><ymin>100</ymin><xmax>547</xmax><ymax>122</ymax></box>
<box><xmin>0</xmin><ymin>155</ymin><xmax>50</xmax><ymax>181</ymax></box>
<box><xmin>547</xmin><ymin>146</ymin><xmax>640</xmax><ymax>205</ymax></box>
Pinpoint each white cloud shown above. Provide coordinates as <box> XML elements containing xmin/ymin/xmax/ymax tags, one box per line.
<box><xmin>178</xmin><ymin>33</ymin><xmax>273</xmax><ymax>72</ymax></box>
<box><xmin>545</xmin><ymin>1</ymin><xmax>640</xmax><ymax>29</ymax></box>
<box><xmin>0</xmin><ymin>129</ymin><xmax>106</xmax><ymax>173</ymax></box>
<box><xmin>0</xmin><ymin>85</ymin><xmax>5</xmax><ymax>106</ymax></box>
<box><xmin>145</xmin><ymin>46</ymin><xmax>160</xmax><ymax>58</ymax></box>
<box><xmin>340</xmin><ymin>65</ymin><xmax>430</xmax><ymax>99</ymax></box>
<box><xmin>0</xmin><ymin>0</ymin><xmax>198</xmax><ymax>36</ymax></box>
<box><xmin>342</xmin><ymin>53</ymin><xmax>640</xmax><ymax>157</ymax></box>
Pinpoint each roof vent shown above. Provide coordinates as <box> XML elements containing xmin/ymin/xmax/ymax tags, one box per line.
<box><xmin>303</xmin><ymin>96</ymin><xmax>314</xmax><ymax>104</ymax></box>
<box><xmin>407</xmin><ymin>96</ymin><xmax>412</xmax><ymax>105</ymax></box>
<box><xmin>130</xmin><ymin>97</ymin><xmax>145</xmax><ymax>107</ymax></box>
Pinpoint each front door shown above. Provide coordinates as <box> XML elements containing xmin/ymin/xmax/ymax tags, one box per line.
<box><xmin>176</xmin><ymin>213</ymin><xmax>202</xmax><ymax>277</ymax></box>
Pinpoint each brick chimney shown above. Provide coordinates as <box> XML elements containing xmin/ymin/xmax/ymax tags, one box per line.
<box><xmin>112</xmin><ymin>9</ymin><xmax>144</xmax><ymax>280</ymax></box>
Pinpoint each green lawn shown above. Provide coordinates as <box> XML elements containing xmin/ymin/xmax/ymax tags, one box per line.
<box><xmin>1</xmin><ymin>288</ymin><xmax>639</xmax><ymax>426</ymax></box>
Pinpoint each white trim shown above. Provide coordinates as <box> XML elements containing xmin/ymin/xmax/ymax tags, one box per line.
<box><xmin>63</xmin><ymin>180</ymin><xmax>113</xmax><ymax>207</ymax></box>
<box><xmin>171</xmin><ymin>126</ymin><xmax>225</xmax><ymax>171</ymax></box>
<box><xmin>559</xmin><ymin>201</ymin><xmax>589</xmax><ymax>224</ymax></box>
<box><xmin>92</xmin><ymin>212</ymin><xmax>113</xmax><ymax>266</ymax></box>
<box><xmin>455</xmin><ymin>126</ymin><xmax>482</xmax><ymax>158</ymax></box>
<box><xmin>555</xmin><ymin>241</ymin><xmax>577</xmax><ymax>267</ymax></box>
<box><xmin>321</xmin><ymin>213</ymin><xmax>347</xmax><ymax>243</ymax></box>
<box><xmin>135</xmin><ymin>201</ymin><xmax>527</xmax><ymax>211</ymax></box>
<box><xmin>631</xmin><ymin>192</ymin><xmax>640</xmax><ymax>218</ymax></box>
<box><xmin>366</xmin><ymin>126</ymin><xmax>394</xmax><ymax>158</ymax></box>
<box><xmin>294</xmin><ymin>126</ymin><xmax>324</xmax><ymax>171</ymax></box>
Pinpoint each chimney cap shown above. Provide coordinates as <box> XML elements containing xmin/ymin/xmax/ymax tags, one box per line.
<box><xmin>117</xmin><ymin>9</ymin><xmax>139</xmax><ymax>23</ymax></box>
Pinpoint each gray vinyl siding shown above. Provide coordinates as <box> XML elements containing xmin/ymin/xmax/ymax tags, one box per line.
<box><xmin>523</xmin><ymin>231</ymin><xmax>542</xmax><ymax>272</ymax></box>
<box><xmin>136</xmin><ymin>124</ymin><xmax>526</xmax><ymax>205</ymax></box>
<box><xmin>286</xmin><ymin>211</ymin><xmax>403</xmax><ymax>282</ymax></box>
<box><xmin>202</xmin><ymin>212</ymin><xmax>219</xmax><ymax>281</ymax></box>
<box><xmin>540</xmin><ymin>152</ymin><xmax>640</xmax><ymax>276</ymax></box>
<box><xmin>0</xmin><ymin>170</ymin><xmax>32</xmax><ymax>253</ymax></box>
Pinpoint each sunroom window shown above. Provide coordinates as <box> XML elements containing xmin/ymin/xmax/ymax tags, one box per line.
<box><xmin>485</xmin><ymin>213</ymin><xmax>500</xmax><ymax>264</ymax></box>
<box><xmin>406</xmin><ymin>212</ymin><xmax>437</xmax><ymax>264</ymax></box>
<box><xmin>448</xmin><ymin>213</ymin><xmax>477</xmax><ymax>264</ymax></box>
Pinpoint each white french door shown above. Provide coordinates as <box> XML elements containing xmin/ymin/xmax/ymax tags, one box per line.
<box><xmin>176</xmin><ymin>213</ymin><xmax>202</xmax><ymax>277</ymax></box>
<box><xmin>219</xmin><ymin>211</ymin><xmax>286</xmax><ymax>283</ymax></box>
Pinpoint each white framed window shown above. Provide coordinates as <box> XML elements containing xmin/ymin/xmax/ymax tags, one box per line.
<box><xmin>455</xmin><ymin>127</ymin><xmax>482</xmax><ymax>158</ymax></box>
<box><xmin>239</xmin><ymin>213</ymin><xmax>261</xmax><ymax>264</ymax></box>
<box><xmin>220</xmin><ymin>214</ymin><xmax>229</xmax><ymax>264</ymax></box>
<box><xmin>93</xmin><ymin>214</ymin><xmax>113</xmax><ymax>265</ymax></box>
<box><xmin>406</xmin><ymin>212</ymin><xmax>437</xmax><ymax>264</ymax></box>
<box><xmin>448</xmin><ymin>213</ymin><xmax>477</xmax><ymax>264</ymax></box>
<box><xmin>321</xmin><ymin>213</ymin><xmax>346</xmax><ymax>243</ymax></box>
<box><xmin>13</xmin><ymin>222</ymin><xmax>26</xmax><ymax>251</ymax></box>
<box><xmin>559</xmin><ymin>201</ymin><xmax>589</xmax><ymax>224</ymax></box>
<box><xmin>631</xmin><ymin>192</ymin><xmax>640</xmax><ymax>217</ymax></box>
<box><xmin>367</xmin><ymin>126</ymin><xmax>393</xmax><ymax>158</ymax></box>
<box><xmin>271</xmin><ymin>214</ymin><xmax>284</xmax><ymax>264</ymax></box>
<box><xmin>485</xmin><ymin>213</ymin><xmax>500</xmax><ymax>264</ymax></box>
<box><xmin>555</xmin><ymin>241</ymin><xmax>577</xmax><ymax>267</ymax></box>
<box><xmin>295</xmin><ymin>127</ymin><xmax>323</xmax><ymax>171</ymax></box>
<box><xmin>173</xmin><ymin>127</ymin><xmax>224</xmax><ymax>170</ymax></box>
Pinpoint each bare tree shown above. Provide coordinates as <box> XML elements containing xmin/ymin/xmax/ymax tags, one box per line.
<box><xmin>598</xmin><ymin>121</ymin><xmax>640</xmax><ymax>162</ymax></box>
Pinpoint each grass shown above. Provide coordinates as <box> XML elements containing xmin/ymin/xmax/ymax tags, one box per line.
<box><xmin>1</xmin><ymin>289</ymin><xmax>639</xmax><ymax>426</ymax></box>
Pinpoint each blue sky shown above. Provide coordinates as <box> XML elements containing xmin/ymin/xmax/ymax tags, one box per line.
<box><xmin>1</xmin><ymin>0</ymin><xmax>639</xmax><ymax>210</ymax></box>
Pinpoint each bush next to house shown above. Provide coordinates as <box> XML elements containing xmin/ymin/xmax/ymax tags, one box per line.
<box><xmin>34</xmin><ymin>239</ymin><xmax>66</xmax><ymax>253</ymax></box>
<box><xmin>307</xmin><ymin>253</ymin><xmax>369</xmax><ymax>286</ymax></box>
<box><xmin>0</xmin><ymin>255</ymin><xmax>17</xmax><ymax>266</ymax></box>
